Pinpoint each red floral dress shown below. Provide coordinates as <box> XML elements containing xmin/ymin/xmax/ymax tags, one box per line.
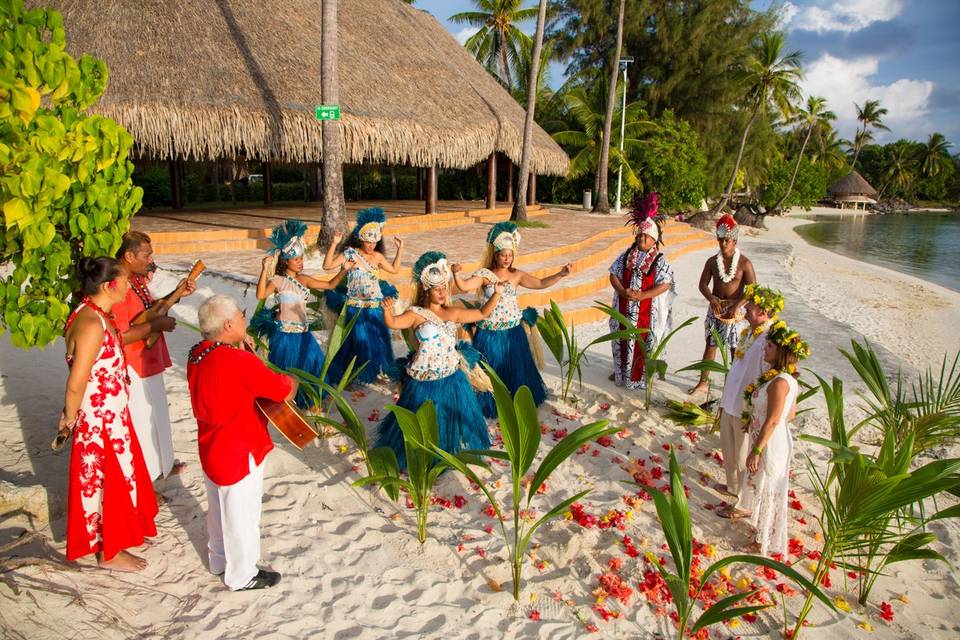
<box><xmin>65</xmin><ymin>301</ymin><xmax>158</xmax><ymax>561</ymax></box>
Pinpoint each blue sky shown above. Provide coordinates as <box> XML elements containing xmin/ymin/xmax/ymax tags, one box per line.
<box><xmin>413</xmin><ymin>0</ymin><xmax>960</xmax><ymax>146</ymax></box>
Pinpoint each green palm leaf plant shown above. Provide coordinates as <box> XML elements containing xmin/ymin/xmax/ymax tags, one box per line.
<box><xmin>450</xmin><ymin>0</ymin><xmax>538</xmax><ymax>90</ymax></box>
<box><xmin>667</xmin><ymin>328</ymin><xmax>730</xmax><ymax>428</ymax></box>
<box><xmin>793</xmin><ymin>371</ymin><xmax>960</xmax><ymax>634</ymax></box>
<box><xmin>536</xmin><ymin>300</ymin><xmax>589</xmax><ymax>403</ymax></box>
<box><xmin>645</xmin><ymin>449</ymin><xmax>835</xmax><ymax>640</ymax></box>
<box><xmin>592</xmin><ymin>301</ymin><xmax>697</xmax><ymax>409</ymax></box>
<box><xmin>354</xmin><ymin>401</ymin><xmax>490</xmax><ymax>544</ymax></box>
<box><xmin>435</xmin><ymin>365</ymin><xmax>620</xmax><ymax>600</ymax></box>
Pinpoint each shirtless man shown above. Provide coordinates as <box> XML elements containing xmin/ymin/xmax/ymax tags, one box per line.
<box><xmin>688</xmin><ymin>214</ymin><xmax>756</xmax><ymax>395</ymax></box>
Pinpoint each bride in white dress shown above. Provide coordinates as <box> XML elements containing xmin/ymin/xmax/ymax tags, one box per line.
<box><xmin>725</xmin><ymin>322</ymin><xmax>809</xmax><ymax>558</ymax></box>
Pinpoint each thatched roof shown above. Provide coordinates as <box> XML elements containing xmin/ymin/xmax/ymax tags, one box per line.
<box><xmin>35</xmin><ymin>0</ymin><xmax>568</xmax><ymax>176</ymax></box>
<box><xmin>828</xmin><ymin>171</ymin><xmax>878</xmax><ymax>198</ymax></box>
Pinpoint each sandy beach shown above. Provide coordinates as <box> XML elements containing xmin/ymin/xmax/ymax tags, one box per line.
<box><xmin>2</xmin><ymin>208</ymin><xmax>959</xmax><ymax>639</ymax></box>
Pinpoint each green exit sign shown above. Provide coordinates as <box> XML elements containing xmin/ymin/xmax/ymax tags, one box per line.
<box><xmin>315</xmin><ymin>105</ymin><xmax>341</xmax><ymax>120</ymax></box>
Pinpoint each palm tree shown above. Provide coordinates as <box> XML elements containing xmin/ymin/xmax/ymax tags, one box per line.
<box><xmin>809</xmin><ymin>125</ymin><xmax>849</xmax><ymax>177</ymax></box>
<box><xmin>592</xmin><ymin>0</ymin><xmax>626</xmax><ymax>214</ymax></box>
<box><xmin>714</xmin><ymin>32</ymin><xmax>803</xmax><ymax>214</ymax></box>
<box><xmin>550</xmin><ymin>85</ymin><xmax>653</xmax><ymax>195</ymax></box>
<box><xmin>918</xmin><ymin>132</ymin><xmax>953</xmax><ymax>178</ymax></box>
<box><xmin>320</xmin><ymin>0</ymin><xmax>346</xmax><ymax>248</ymax></box>
<box><xmin>512</xmin><ymin>35</ymin><xmax>558</xmax><ymax>116</ymax></box>
<box><xmin>510</xmin><ymin>0</ymin><xmax>548</xmax><ymax>222</ymax></box>
<box><xmin>851</xmin><ymin>99</ymin><xmax>889</xmax><ymax>169</ymax></box>
<box><xmin>880</xmin><ymin>143</ymin><xmax>915</xmax><ymax>197</ymax></box>
<box><xmin>772</xmin><ymin>95</ymin><xmax>835</xmax><ymax>211</ymax></box>
<box><xmin>451</xmin><ymin>1</ymin><xmax>539</xmax><ymax>90</ymax></box>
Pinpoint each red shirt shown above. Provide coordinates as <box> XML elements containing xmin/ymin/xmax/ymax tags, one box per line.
<box><xmin>113</xmin><ymin>276</ymin><xmax>172</xmax><ymax>378</ymax></box>
<box><xmin>187</xmin><ymin>341</ymin><xmax>292</xmax><ymax>486</ymax></box>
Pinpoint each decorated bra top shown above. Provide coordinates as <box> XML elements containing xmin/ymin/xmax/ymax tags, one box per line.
<box><xmin>343</xmin><ymin>247</ymin><xmax>382</xmax><ymax>301</ymax></box>
<box><xmin>406</xmin><ymin>305</ymin><xmax>460</xmax><ymax>381</ymax></box>
<box><xmin>271</xmin><ymin>275</ymin><xmax>309</xmax><ymax>324</ymax></box>
<box><xmin>473</xmin><ymin>268</ymin><xmax>522</xmax><ymax>329</ymax></box>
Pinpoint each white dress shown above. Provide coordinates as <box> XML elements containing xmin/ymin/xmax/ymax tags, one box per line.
<box><xmin>739</xmin><ymin>372</ymin><xmax>798</xmax><ymax>558</ymax></box>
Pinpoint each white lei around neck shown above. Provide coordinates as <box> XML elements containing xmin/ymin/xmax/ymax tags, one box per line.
<box><xmin>716</xmin><ymin>249</ymin><xmax>740</xmax><ymax>284</ymax></box>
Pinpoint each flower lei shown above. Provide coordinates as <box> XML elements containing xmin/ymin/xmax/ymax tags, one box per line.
<box><xmin>734</xmin><ymin>318</ymin><xmax>774</xmax><ymax>360</ymax></box>
<box><xmin>129</xmin><ymin>273</ymin><xmax>153</xmax><ymax>309</ymax></box>
<box><xmin>740</xmin><ymin>366</ymin><xmax>796</xmax><ymax>423</ymax></box>
<box><xmin>716</xmin><ymin>249</ymin><xmax>740</xmax><ymax>284</ymax></box>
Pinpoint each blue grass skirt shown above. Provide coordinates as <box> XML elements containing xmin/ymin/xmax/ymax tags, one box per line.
<box><xmin>474</xmin><ymin>322</ymin><xmax>547</xmax><ymax>419</ymax></box>
<box><xmin>374</xmin><ymin>369</ymin><xmax>490</xmax><ymax>470</ymax></box>
<box><xmin>324</xmin><ymin>281</ymin><xmax>397</xmax><ymax>386</ymax></box>
<box><xmin>250</xmin><ymin>307</ymin><xmax>326</xmax><ymax>410</ymax></box>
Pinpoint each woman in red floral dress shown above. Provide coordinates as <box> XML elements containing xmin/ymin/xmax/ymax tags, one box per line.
<box><xmin>59</xmin><ymin>257</ymin><xmax>158</xmax><ymax>571</ymax></box>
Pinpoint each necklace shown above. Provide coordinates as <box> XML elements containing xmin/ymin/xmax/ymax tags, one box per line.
<box><xmin>129</xmin><ymin>274</ymin><xmax>153</xmax><ymax>309</ymax></box>
<box><xmin>716</xmin><ymin>249</ymin><xmax>740</xmax><ymax>284</ymax></box>
<box><xmin>741</xmin><ymin>368</ymin><xmax>780</xmax><ymax>423</ymax></box>
<box><xmin>734</xmin><ymin>319</ymin><xmax>774</xmax><ymax>360</ymax></box>
<box><xmin>189</xmin><ymin>341</ymin><xmax>227</xmax><ymax>364</ymax></box>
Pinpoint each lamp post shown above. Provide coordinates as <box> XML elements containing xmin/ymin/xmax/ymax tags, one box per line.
<box><xmin>614</xmin><ymin>55</ymin><xmax>633</xmax><ymax>213</ymax></box>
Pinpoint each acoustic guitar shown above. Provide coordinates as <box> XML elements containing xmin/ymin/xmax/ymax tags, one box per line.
<box><xmin>133</xmin><ymin>260</ymin><xmax>206</xmax><ymax>348</ymax></box>
<box><xmin>242</xmin><ymin>341</ymin><xmax>319</xmax><ymax>450</ymax></box>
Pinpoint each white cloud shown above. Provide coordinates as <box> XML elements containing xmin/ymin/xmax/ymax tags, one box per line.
<box><xmin>455</xmin><ymin>27</ymin><xmax>478</xmax><ymax>45</ymax></box>
<box><xmin>802</xmin><ymin>53</ymin><xmax>934</xmax><ymax>140</ymax></box>
<box><xmin>785</xmin><ymin>0</ymin><xmax>904</xmax><ymax>33</ymax></box>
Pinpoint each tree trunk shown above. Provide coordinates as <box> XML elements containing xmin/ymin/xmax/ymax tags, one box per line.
<box><xmin>320</xmin><ymin>0</ymin><xmax>346</xmax><ymax>249</ymax></box>
<box><xmin>851</xmin><ymin>127</ymin><xmax>864</xmax><ymax>170</ymax></box>
<box><xmin>425</xmin><ymin>165</ymin><xmax>437</xmax><ymax>213</ymax></box>
<box><xmin>511</xmin><ymin>0</ymin><xmax>548</xmax><ymax>222</ymax></box>
<box><xmin>772</xmin><ymin>124</ymin><xmax>814</xmax><ymax>212</ymax></box>
<box><xmin>713</xmin><ymin>103</ymin><xmax>759</xmax><ymax>214</ymax></box>
<box><xmin>591</xmin><ymin>0</ymin><xmax>626</xmax><ymax>214</ymax></box>
<box><xmin>499</xmin><ymin>36</ymin><xmax>513</xmax><ymax>90</ymax></box>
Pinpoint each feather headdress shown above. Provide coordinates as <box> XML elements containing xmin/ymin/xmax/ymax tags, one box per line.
<box><xmin>267</xmin><ymin>219</ymin><xmax>308</xmax><ymax>259</ymax></box>
<box><xmin>412</xmin><ymin>250</ymin><xmax>450</xmax><ymax>289</ymax></box>
<box><xmin>353</xmin><ymin>207</ymin><xmax>386</xmax><ymax>242</ymax></box>
<box><xmin>487</xmin><ymin>221</ymin><xmax>521</xmax><ymax>252</ymax></box>
<box><xmin>626</xmin><ymin>192</ymin><xmax>661</xmax><ymax>243</ymax></box>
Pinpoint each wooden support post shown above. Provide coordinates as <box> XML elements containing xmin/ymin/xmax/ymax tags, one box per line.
<box><xmin>506</xmin><ymin>160</ymin><xmax>514</xmax><ymax>203</ymax></box>
<box><xmin>169</xmin><ymin>158</ymin><xmax>183</xmax><ymax>210</ymax></box>
<box><xmin>485</xmin><ymin>152</ymin><xmax>497</xmax><ymax>209</ymax></box>
<box><xmin>425</xmin><ymin>165</ymin><xmax>437</xmax><ymax>214</ymax></box>
<box><xmin>526</xmin><ymin>172</ymin><xmax>537</xmax><ymax>205</ymax></box>
<box><xmin>263</xmin><ymin>162</ymin><xmax>273</xmax><ymax>205</ymax></box>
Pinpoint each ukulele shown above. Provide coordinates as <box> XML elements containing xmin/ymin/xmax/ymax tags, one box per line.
<box><xmin>133</xmin><ymin>260</ymin><xmax>206</xmax><ymax>348</ymax></box>
<box><xmin>242</xmin><ymin>341</ymin><xmax>319</xmax><ymax>450</ymax></box>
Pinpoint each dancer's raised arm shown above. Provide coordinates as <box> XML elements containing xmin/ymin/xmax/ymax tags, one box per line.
<box><xmin>322</xmin><ymin>231</ymin><xmax>345</xmax><ymax>270</ymax></box>
<box><xmin>518</xmin><ymin>263</ymin><xmax>571</xmax><ymax>290</ymax></box>
<box><xmin>451</xmin><ymin>263</ymin><xmax>491</xmax><ymax>292</ymax></box>
<box><xmin>378</xmin><ymin>237</ymin><xmax>404</xmax><ymax>274</ymax></box>
<box><xmin>381</xmin><ymin>297</ymin><xmax>418</xmax><ymax>330</ymax></box>
<box><xmin>298</xmin><ymin>260</ymin><xmax>355</xmax><ymax>290</ymax></box>
<box><xmin>444</xmin><ymin>282</ymin><xmax>504</xmax><ymax>324</ymax></box>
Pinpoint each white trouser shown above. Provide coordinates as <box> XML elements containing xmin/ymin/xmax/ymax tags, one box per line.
<box><xmin>204</xmin><ymin>454</ymin><xmax>265</xmax><ymax>590</ymax></box>
<box><xmin>719</xmin><ymin>410</ymin><xmax>750</xmax><ymax>502</ymax></box>
<box><xmin>128</xmin><ymin>368</ymin><xmax>174</xmax><ymax>480</ymax></box>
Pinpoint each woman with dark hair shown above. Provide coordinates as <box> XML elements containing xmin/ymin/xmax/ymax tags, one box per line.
<box><xmin>373</xmin><ymin>251</ymin><xmax>502</xmax><ymax>469</ymax></box>
<box><xmin>720</xmin><ymin>321</ymin><xmax>810</xmax><ymax>558</ymax></box>
<box><xmin>253</xmin><ymin>220</ymin><xmax>353</xmax><ymax>409</ymax></box>
<box><xmin>58</xmin><ymin>256</ymin><xmax>158</xmax><ymax>571</ymax></box>
<box><xmin>452</xmin><ymin>222</ymin><xmax>570</xmax><ymax>417</ymax></box>
<box><xmin>322</xmin><ymin>207</ymin><xmax>403</xmax><ymax>385</ymax></box>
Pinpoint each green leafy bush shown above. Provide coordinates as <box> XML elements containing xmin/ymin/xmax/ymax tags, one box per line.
<box><xmin>1</xmin><ymin>1</ymin><xmax>142</xmax><ymax>348</ymax></box>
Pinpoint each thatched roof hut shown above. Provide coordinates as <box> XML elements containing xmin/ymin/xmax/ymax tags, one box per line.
<box><xmin>827</xmin><ymin>171</ymin><xmax>878</xmax><ymax>209</ymax></box>
<box><xmin>35</xmin><ymin>0</ymin><xmax>568</xmax><ymax>176</ymax></box>
<box><xmin>828</xmin><ymin>171</ymin><xmax>878</xmax><ymax>198</ymax></box>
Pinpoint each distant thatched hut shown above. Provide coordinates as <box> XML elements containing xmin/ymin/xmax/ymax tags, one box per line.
<box><xmin>35</xmin><ymin>0</ymin><xmax>568</xmax><ymax>209</ymax></box>
<box><xmin>827</xmin><ymin>171</ymin><xmax>878</xmax><ymax>210</ymax></box>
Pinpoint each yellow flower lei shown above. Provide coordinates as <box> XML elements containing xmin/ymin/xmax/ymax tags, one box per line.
<box><xmin>734</xmin><ymin>319</ymin><xmax>775</xmax><ymax>360</ymax></box>
<box><xmin>741</xmin><ymin>368</ymin><xmax>781</xmax><ymax>423</ymax></box>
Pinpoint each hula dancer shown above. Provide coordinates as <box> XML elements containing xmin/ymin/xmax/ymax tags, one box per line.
<box><xmin>688</xmin><ymin>214</ymin><xmax>756</xmax><ymax>395</ymax></box>
<box><xmin>608</xmin><ymin>193</ymin><xmax>676</xmax><ymax>391</ymax></box>
<box><xmin>323</xmin><ymin>208</ymin><xmax>402</xmax><ymax>385</ymax></box>
<box><xmin>452</xmin><ymin>222</ymin><xmax>570</xmax><ymax>418</ymax></box>
<box><xmin>252</xmin><ymin>220</ymin><xmax>353</xmax><ymax>410</ymax></box>
<box><xmin>715</xmin><ymin>284</ymin><xmax>784</xmax><ymax>504</ymax></box>
<box><xmin>374</xmin><ymin>252</ymin><xmax>504</xmax><ymax>469</ymax></box>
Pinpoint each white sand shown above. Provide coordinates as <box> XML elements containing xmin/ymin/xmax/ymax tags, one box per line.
<box><xmin>2</xmin><ymin>214</ymin><xmax>959</xmax><ymax>639</ymax></box>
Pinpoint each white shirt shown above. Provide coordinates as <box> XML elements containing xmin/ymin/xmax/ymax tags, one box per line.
<box><xmin>720</xmin><ymin>326</ymin><xmax>770</xmax><ymax>416</ymax></box>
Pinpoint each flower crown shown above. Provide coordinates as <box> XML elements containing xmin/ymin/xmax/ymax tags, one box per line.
<box><xmin>743</xmin><ymin>283</ymin><xmax>785</xmax><ymax>315</ymax></box>
<box><xmin>767</xmin><ymin>321</ymin><xmax>811</xmax><ymax>360</ymax></box>
<box><xmin>412</xmin><ymin>250</ymin><xmax>450</xmax><ymax>289</ymax></box>
<box><xmin>353</xmin><ymin>207</ymin><xmax>386</xmax><ymax>243</ymax></box>
<box><xmin>488</xmin><ymin>221</ymin><xmax>521</xmax><ymax>252</ymax></box>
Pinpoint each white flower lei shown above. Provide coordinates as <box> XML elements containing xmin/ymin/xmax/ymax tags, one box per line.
<box><xmin>716</xmin><ymin>248</ymin><xmax>740</xmax><ymax>284</ymax></box>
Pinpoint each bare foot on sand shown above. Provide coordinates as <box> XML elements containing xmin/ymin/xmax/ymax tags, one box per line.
<box><xmin>687</xmin><ymin>380</ymin><xmax>709</xmax><ymax>395</ymax></box>
<box><xmin>98</xmin><ymin>550</ymin><xmax>148</xmax><ymax>572</ymax></box>
<box><xmin>608</xmin><ymin>373</ymin><xmax>615</xmax><ymax>381</ymax></box>
<box><xmin>169</xmin><ymin>460</ymin><xmax>187</xmax><ymax>476</ymax></box>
